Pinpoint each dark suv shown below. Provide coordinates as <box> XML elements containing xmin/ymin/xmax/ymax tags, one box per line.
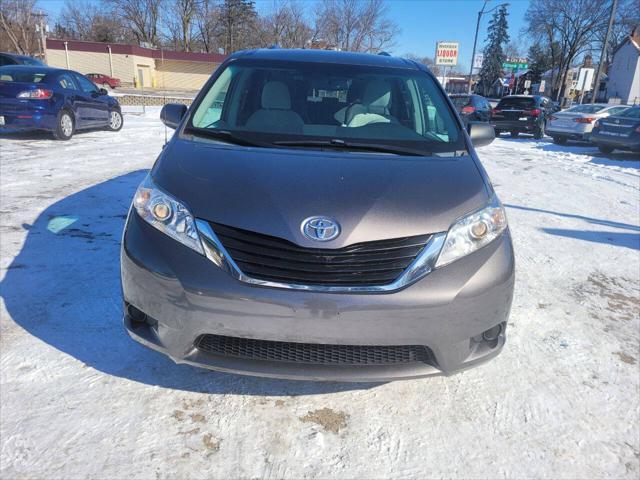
<box><xmin>449</xmin><ymin>94</ymin><xmax>492</xmax><ymax>128</ymax></box>
<box><xmin>491</xmin><ymin>95</ymin><xmax>556</xmax><ymax>139</ymax></box>
<box><xmin>0</xmin><ymin>52</ymin><xmax>45</xmax><ymax>66</ymax></box>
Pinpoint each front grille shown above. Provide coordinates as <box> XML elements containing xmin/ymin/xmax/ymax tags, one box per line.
<box><xmin>209</xmin><ymin>222</ymin><xmax>432</xmax><ymax>286</ymax></box>
<box><xmin>196</xmin><ymin>334</ymin><xmax>433</xmax><ymax>365</ymax></box>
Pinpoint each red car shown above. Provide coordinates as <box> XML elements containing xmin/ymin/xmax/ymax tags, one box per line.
<box><xmin>86</xmin><ymin>73</ymin><xmax>121</xmax><ymax>89</ymax></box>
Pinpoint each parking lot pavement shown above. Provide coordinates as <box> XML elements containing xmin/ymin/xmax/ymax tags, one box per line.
<box><xmin>1</xmin><ymin>113</ymin><xmax>638</xmax><ymax>479</ymax></box>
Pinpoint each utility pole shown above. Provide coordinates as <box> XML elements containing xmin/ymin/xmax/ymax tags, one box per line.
<box><xmin>590</xmin><ymin>0</ymin><xmax>617</xmax><ymax>103</ymax></box>
<box><xmin>468</xmin><ymin>1</ymin><xmax>510</xmax><ymax>94</ymax></box>
<box><xmin>468</xmin><ymin>1</ymin><xmax>489</xmax><ymax>94</ymax></box>
<box><xmin>34</xmin><ymin>11</ymin><xmax>48</xmax><ymax>63</ymax></box>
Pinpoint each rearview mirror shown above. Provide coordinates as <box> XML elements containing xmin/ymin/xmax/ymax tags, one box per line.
<box><xmin>161</xmin><ymin>103</ymin><xmax>188</xmax><ymax>129</ymax></box>
<box><xmin>468</xmin><ymin>122</ymin><xmax>495</xmax><ymax>148</ymax></box>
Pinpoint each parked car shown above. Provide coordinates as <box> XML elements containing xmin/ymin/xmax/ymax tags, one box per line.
<box><xmin>546</xmin><ymin>104</ymin><xmax>631</xmax><ymax>145</ymax></box>
<box><xmin>0</xmin><ymin>52</ymin><xmax>45</xmax><ymax>66</ymax></box>
<box><xmin>121</xmin><ymin>49</ymin><xmax>514</xmax><ymax>382</ymax></box>
<box><xmin>449</xmin><ymin>93</ymin><xmax>492</xmax><ymax>127</ymax></box>
<box><xmin>491</xmin><ymin>95</ymin><xmax>556</xmax><ymax>139</ymax></box>
<box><xmin>0</xmin><ymin>65</ymin><xmax>123</xmax><ymax>140</ymax></box>
<box><xmin>589</xmin><ymin>106</ymin><xmax>640</xmax><ymax>154</ymax></box>
<box><xmin>86</xmin><ymin>72</ymin><xmax>121</xmax><ymax>89</ymax></box>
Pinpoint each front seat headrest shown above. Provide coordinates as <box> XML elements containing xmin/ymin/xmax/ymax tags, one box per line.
<box><xmin>262</xmin><ymin>81</ymin><xmax>291</xmax><ymax>110</ymax></box>
<box><xmin>362</xmin><ymin>80</ymin><xmax>391</xmax><ymax>114</ymax></box>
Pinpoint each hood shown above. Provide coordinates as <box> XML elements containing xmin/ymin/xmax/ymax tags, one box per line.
<box><xmin>152</xmin><ymin>138</ymin><xmax>490</xmax><ymax>248</ymax></box>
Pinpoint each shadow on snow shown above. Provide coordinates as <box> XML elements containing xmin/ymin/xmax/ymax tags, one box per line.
<box><xmin>0</xmin><ymin>170</ymin><xmax>378</xmax><ymax>396</ymax></box>
<box><xmin>505</xmin><ymin>203</ymin><xmax>640</xmax><ymax>250</ymax></box>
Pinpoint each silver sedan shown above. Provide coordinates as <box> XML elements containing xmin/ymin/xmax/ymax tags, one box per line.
<box><xmin>545</xmin><ymin>103</ymin><xmax>630</xmax><ymax>144</ymax></box>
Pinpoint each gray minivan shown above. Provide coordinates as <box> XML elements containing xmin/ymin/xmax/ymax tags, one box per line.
<box><xmin>121</xmin><ymin>49</ymin><xmax>514</xmax><ymax>381</ymax></box>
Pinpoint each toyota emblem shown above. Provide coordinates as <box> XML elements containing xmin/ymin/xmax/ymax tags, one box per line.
<box><xmin>301</xmin><ymin>216</ymin><xmax>340</xmax><ymax>242</ymax></box>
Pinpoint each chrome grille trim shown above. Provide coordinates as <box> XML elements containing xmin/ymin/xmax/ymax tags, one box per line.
<box><xmin>195</xmin><ymin>219</ymin><xmax>446</xmax><ymax>293</ymax></box>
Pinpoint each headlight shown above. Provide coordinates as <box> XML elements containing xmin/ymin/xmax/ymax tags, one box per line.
<box><xmin>132</xmin><ymin>175</ymin><xmax>204</xmax><ymax>255</ymax></box>
<box><xmin>435</xmin><ymin>195</ymin><xmax>507</xmax><ymax>268</ymax></box>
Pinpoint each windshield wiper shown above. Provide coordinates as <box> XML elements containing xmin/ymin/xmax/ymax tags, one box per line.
<box><xmin>272</xmin><ymin>139</ymin><xmax>430</xmax><ymax>157</ymax></box>
<box><xmin>184</xmin><ymin>127</ymin><xmax>269</xmax><ymax>148</ymax></box>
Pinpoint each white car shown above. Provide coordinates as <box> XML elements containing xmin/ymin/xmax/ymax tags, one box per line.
<box><xmin>545</xmin><ymin>104</ymin><xmax>630</xmax><ymax>144</ymax></box>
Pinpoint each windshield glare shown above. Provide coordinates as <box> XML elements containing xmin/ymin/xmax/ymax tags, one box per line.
<box><xmin>189</xmin><ymin>60</ymin><xmax>463</xmax><ymax>155</ymax></box>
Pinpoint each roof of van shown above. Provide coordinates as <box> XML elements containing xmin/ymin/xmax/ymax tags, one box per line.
<box><xmin>230</xmin><ymin>48</ymin><xmax>423</xmax><ymax>70</ymax></box>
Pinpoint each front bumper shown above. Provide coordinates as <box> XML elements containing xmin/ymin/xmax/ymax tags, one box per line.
<box><xmin>121</xmin><ymin>212</ymin><xmax>515</xmax><ymax>381</ymax></box>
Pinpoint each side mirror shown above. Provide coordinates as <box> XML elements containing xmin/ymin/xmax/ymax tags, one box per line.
<box><xmin>98</xmin><ymin>88</ymin><xmax>108</xmax><ymax>96</ymax></box>
<box><xmin>161</xmin><ymin>103</ymin><xmax>188</xmax><ymax>129</ymax></box>
<box><xmin>468</xmin><ymin>122</ymin><xmax>495</xmax><ymax>148</ymax></box>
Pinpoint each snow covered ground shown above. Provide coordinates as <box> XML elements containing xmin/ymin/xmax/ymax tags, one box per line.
<box><xmin>1</xmin><ymin>109</ymin><xmax>638</xmax><ymax>479</ymax></box>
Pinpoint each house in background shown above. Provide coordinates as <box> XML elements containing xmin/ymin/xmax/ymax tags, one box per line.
<box><xmin>45</xmin><ymin>39</ymin><xmax>227</xmax><ymax>91</ymax></box>
<box><xmin>606</xmin><ymin>26</ymin><xmax>640</xmax><ymax>105</ymax></box>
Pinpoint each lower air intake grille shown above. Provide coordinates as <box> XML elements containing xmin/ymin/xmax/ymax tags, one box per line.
<box><xmin>196</xmin><ymin>334</ymin><xmax>433</xmax><ymax>366</ymax></box>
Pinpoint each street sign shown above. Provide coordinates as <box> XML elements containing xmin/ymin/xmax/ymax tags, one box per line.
<box><xmin>435</xmin><ymin>42</ymin><xmax>459</xmax><ymax>66</ymax></box>
<box><xmin>502</xmin><ymin>57</ymin><xmax>528</xmax><ymax>71</ymax></box>
<box><xmin>524</xmin><ymin>79</ymin><xmax>531</xmax><ymax>89</ymax></box>
<box><xmin>473</xmin><ymin>53</ymin><xmax>484</xmax><ymax>71</ymax></box>
<box><xmin>575</xmin><ymin>67</ymin><xmax>595</xmax><ymax>92</ymax></box>
<box><xmin>539</xmin><ymin>80</ymin><xmax>546</xmax><ymax>93</ymax></box>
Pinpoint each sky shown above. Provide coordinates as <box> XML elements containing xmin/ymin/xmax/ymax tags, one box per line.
<box><xmin>35</xmin><ymin>0</ymin><xmax>531</xmax><ymax>71</ymax></box>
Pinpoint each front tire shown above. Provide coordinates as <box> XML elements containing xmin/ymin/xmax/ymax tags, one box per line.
<box><xmin>510</xmin><ymin>131</ymin><xmax>519</xmax><ymax>138</ymax></box>
<box><xmin>107</xmin><ymin>110</ymin><xmax>123</xmax><ymax>132</ymax></box>
<box><xmin>494</xmin><ymin>129</ymin><xmax>501</xmax><ymax>137</ymax></box>
<box><xmin>53</xmin><ymin>110</ymin><xmax>74</xmax><ymax>140</ymax></box>
<box><xmin>553</xmin><ymin>136</ymin><xmax>567</xmax><ymax>145</ymax></box>
<box><xmin>598</xmin><ymin>145</ymin><xmax>614</xmax><ymax>154</ymax></box>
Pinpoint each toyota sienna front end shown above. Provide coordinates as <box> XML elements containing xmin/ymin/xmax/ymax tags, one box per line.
<box><xmin>121</xmin><ymin>49</ymin><xmax>515</xmax><ymax>381</ymax></box>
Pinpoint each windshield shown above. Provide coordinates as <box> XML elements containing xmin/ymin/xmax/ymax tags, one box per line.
<box><xmin>188</xmin><ymin>59</ymin><xmax>463</xmax><ymax>155</ymax></box>
<box><xmin>450</xmin><ymin>96</ymin><xmax>470</xmax><ymax>110</ymax></box>
<box><xmin>0</xmin><ymin>67</ymin><xmax>48</xmax><ymax>83</ymax></box>
<box><xmin>566</xmin><ymin>104</ymin><xmax>606</xmax><ymax>114</ymax></box>
<box><xmin>21</xmin><ymin>57</ymin><xmax>44</xmax><ymax>66</ymax></box>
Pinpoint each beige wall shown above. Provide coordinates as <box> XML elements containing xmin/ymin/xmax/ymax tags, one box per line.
<box><xmin>45</xmin><ymin>48</ymin><xmax>220</xmax><ymax>91</ymax></box>
<box><xmin>46</xmin><ymin>49</ymin><xmax>136</xmax><ymax>86</ymax></box>
<box><xmin>155</xmin><ymin>59</ymin><xmax>219</xmax><ymax>90</ymax></box>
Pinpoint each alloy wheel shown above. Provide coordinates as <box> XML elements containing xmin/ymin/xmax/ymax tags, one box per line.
<box><xmin>60</xmin><ymin>114</ymin><xmax>73</xmax><ymax>137</ymax></box>
<box><xmin>109</xmin><ymin>111</ymin><xmax>122</xmax><ymax>130</ymax></box>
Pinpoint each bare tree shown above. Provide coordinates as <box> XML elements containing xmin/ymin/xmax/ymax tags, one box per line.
<box><xmin>163</xmin><ymin>0</ymin><xmax>200</xmax><ymax>51</ymax></box>
<box><xmin>525</xmin><ymin>0</ymin><xmax>610</xmax><ymax>100</ymax></box>
<box><xmin>216</xmin><ymin>0</ymin><xmax>258</xmax><ymax>53</ymax></box>
<box><xmin>403</xmin><ymin>53</ymin><xmax>440</xmax><ymax>76</ymax></box>
<box><xmin>600</xmin><ymin>0</ymin><xmax>640</xmax><ymax>63</ymax></box>
<box><xmin>504</xmin><ymin>40</ymin><xmax>523</xmax><ymax>60</ymax></box>
<box><xmin>57</xmin><ymin>0</ymin><xmax>132</xmax><ymax>43</ymax></box>
<box><xmin>194</xmin><ymin>0</ymin><xmax>220</xmax><ymax>52</ymax></box>
<box><xmin>313</xmin><ymin>0</ymin><xmax>399</xmax><ymax>53</ymax></box>
<box><xmin>260</xmin><ymin>0</ymin><xmax>311</xmax><ymax>48</ymax></box>
<box><xmin>0</xmin><ymin>0</ymin><xmax>40</xmax><ymax>54</ymax></box>
<box><xmin>108</xmin><ymin>0</ymin><xmax>163</xmax><ymax>46</ymax></box>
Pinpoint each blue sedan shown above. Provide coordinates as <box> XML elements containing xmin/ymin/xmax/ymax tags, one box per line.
<box><xmin>0</xmin><ymin>65</ymin><xmax>123</xmax><ymax>140</ymax></box>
